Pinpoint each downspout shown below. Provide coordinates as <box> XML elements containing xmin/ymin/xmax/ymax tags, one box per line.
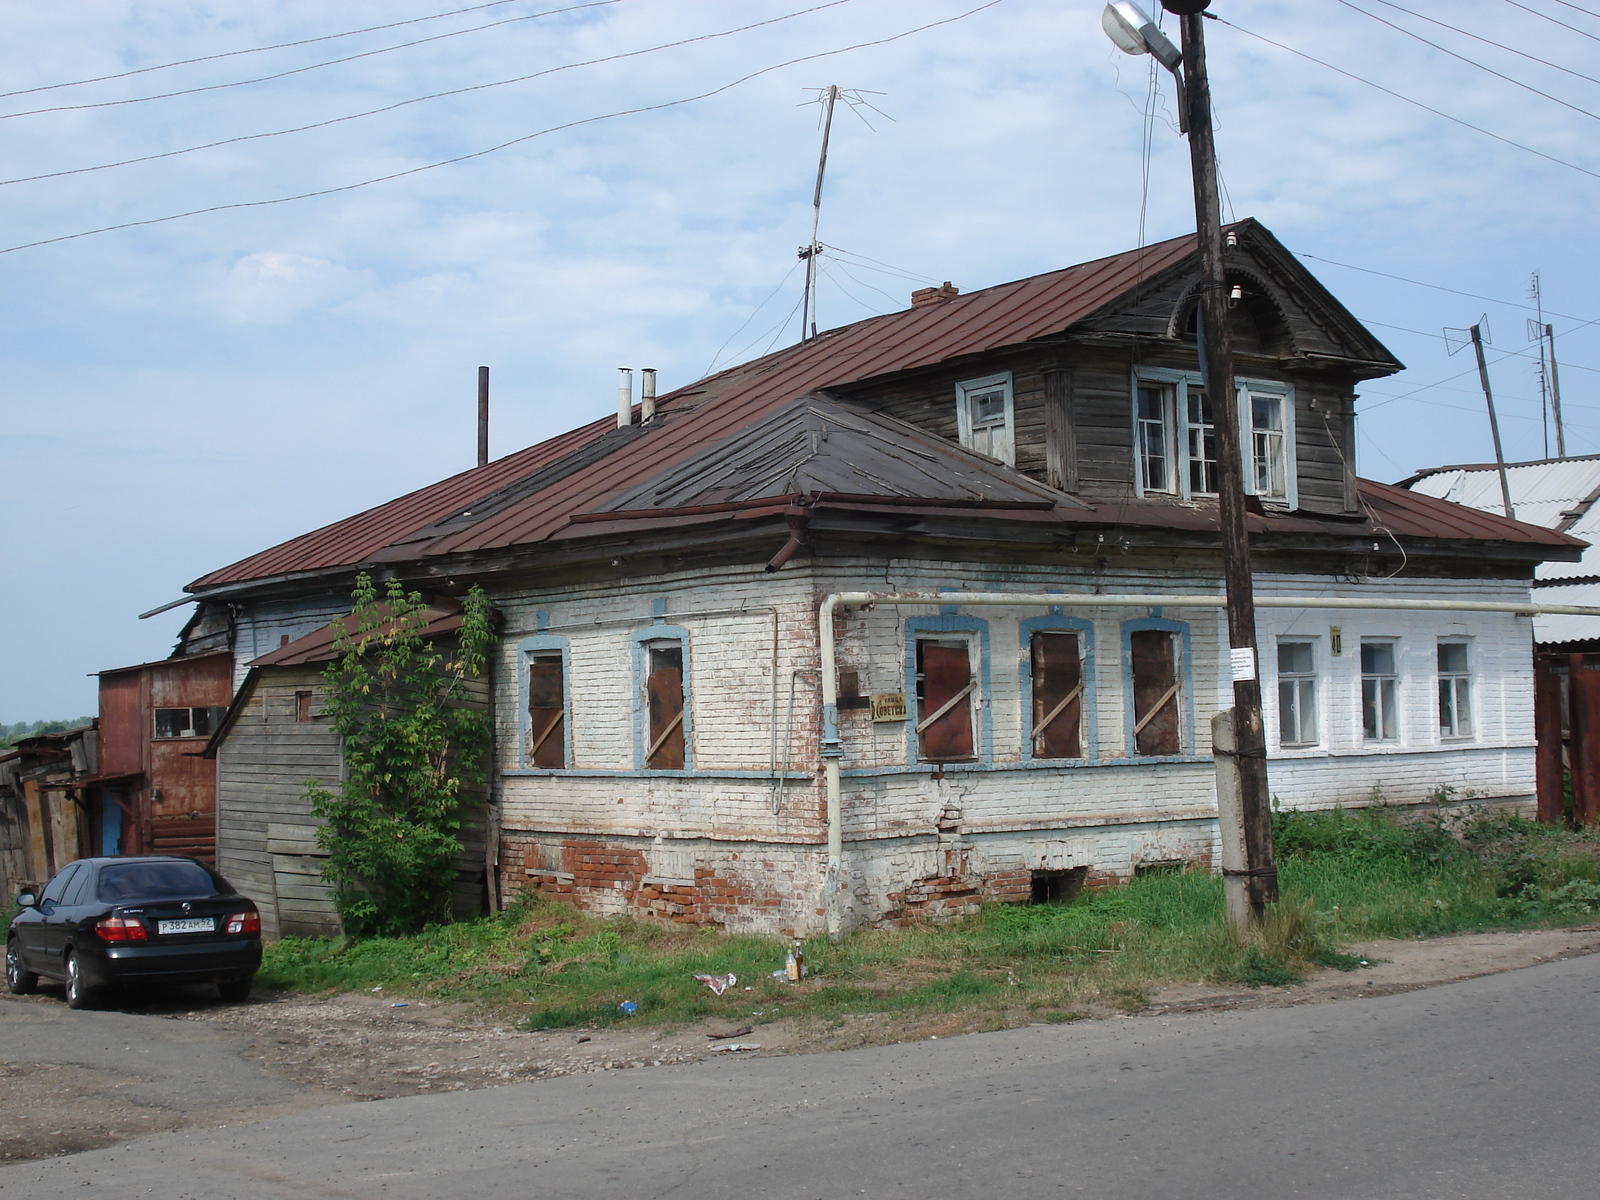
<box><xmin>816</xmin><ymin>588</ymin><xmax>1600</xmax><ymax>943</ymax></box>
<box><xmin>765</xmin><ymin>501</ymin><xmax>813</xmax><ymax>574</ymax></box>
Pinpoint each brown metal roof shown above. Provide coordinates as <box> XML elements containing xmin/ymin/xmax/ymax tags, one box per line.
<box><xmin>187</xmin><ymin>220</ymin><xmax>1559</xmax><ymax>592</ymax></box>
<box><xmin>245</xmin><ymin>597</ymin><xmax>464</xmax><ymax>668</ymax></box>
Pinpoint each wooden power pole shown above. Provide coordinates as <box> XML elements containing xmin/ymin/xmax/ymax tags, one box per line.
<box><xmin>1169</xmin><ymin>1</ymin><xmax>1277</xmax><ymax>915</ymax></box>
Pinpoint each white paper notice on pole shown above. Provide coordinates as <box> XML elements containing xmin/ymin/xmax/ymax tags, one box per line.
<box><xmin>1229</xmin><ymin>647</ymin><xmax>1257</xmax><ymax>682</ymax></box>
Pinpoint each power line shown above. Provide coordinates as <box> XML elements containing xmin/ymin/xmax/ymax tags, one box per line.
<box><xmin>0</xmin><ymin>0</ymin><xmax>628</xmax><ymax>121</ymax></box>
<box><xmin>0</xmin><ymin>0</ymin><xmax>859</xmax><ymax>187</ymax></box>
<box><xmin>1547</xmin><ymin>1</ymin><xmax>1600</xmax><ymax>19</ymax></box>
<box><xmin>1358</xmin><ymin>316</ymin><xmax>1600</xmax><ymax>374</ymax></box>
<box><xmin>1361</xmin><ymin>0</ymin><xmax>1600</xmax><ymax>90</ymax></box>
<box><xmin>1335</xmin><ymin>0</ymin><xmax>1600</xmax><ymax>124</ymax></box>
<box><xmin>1501</xmin><ymin>0</ymin><xmax>1600</xmax><ymax>44</ymax></box>
<box><xmin>0</xmin><ymin>0</ymin><xmax>1006</xmax><ymax>258</ymax></box>
<box><xmin>0</xmin><ymin>0</ymin><xmax>541</xmax><ymax>99</ymax></box>
<box><xmin>1215</xmin><ymin>15</ymin><xmax>1600</xmax><ymax>184</ymax></box>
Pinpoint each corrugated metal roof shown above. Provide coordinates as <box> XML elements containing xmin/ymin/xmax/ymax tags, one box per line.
<box><xmin>189</xmin><ymin>219</ymin><xmax>1548</xmax><ymax>594</ymax></box>
<box><xmin>1528</xmin><ymin>580</ymin><xmax>1600</xmax><ymax>646</ymax></box>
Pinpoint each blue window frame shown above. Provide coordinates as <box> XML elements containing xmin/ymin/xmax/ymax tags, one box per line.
<box><xmin>903</xmin><ymin>612</ymin><xmax>991</xmax><ymax>765</ymax></box>
<box><xmin>632</xmin><ymin>624</ymin><xmax>692</xmax><ymax>771</ymax></box>
<box><xmin>1120</xmin><ymin>615</ymin><xmax>1194</xmax><ymax>759</ymax></box>
<box><xmin>1019</xmin><ymin>614</ymin><xmax>1096</xmax><ymax>761</ymax></box>
<box><xmin>517</xmin><ymin>633</ymin><xmax>570</xmax><ymax>770</ymax></box>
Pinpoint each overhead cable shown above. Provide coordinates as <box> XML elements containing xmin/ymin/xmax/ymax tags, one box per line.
<box><xmin>1214</xmin><ymin>15</ymin><xmax>1600</xmax><ymax>184</ymax></box>
<box><xmin>1500</xmin><ymin>0</ymin><xmax>1600</xmax><ymax>44</ymax></box>
<box><xmin>1295</xmin><ymin>251</ymin><xmax>1599</xmax><ymax>327</ymax></box>
<box><xmin>0</xmin><ymin>0</ymin><xmax>628</xmax><ymax>120</ymax></box>
<box><xmin>0</xmin><ymin>0</ymin><xmax>545</xmax><ymax>99</ymax></box>
<box><xmin>0</xmin><ymin>0</ymin><xmax>1006</xmax><ymax>257</ymax></box>
<box><xmin>1361</xmin><ymin>0</ymin><xmax>1600</xmax><ymax>89</ymax></box>
<box><xmin>0</xmin><ymin>0</ymin><xmax>859</xmax><ymax>187</ymax></box>
<box><xmin>1335</xmin><ymin>0</ymin><xmax>1600</xmax><ymax>124</ymax></box>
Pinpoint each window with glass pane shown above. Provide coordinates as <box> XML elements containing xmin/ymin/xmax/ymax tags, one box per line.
<box><xmin>1360</xmin><ymin>640</ymin><xmax>1399</xmax><ymax>742</ymax></box>
<box><xmin>1137</xmin><ymin>384</ymin><xmax>1174</xmax><ymax>493</ymax></box>
<box><xmin>956</xmin><ymin>375</ymin><xmax>1014</xmax><ymax>465</ymax></box>
<box><xmin>1277</xmin><ymin>641</ymin><xmax>1318</xmax><ymax>747</ymax></box>
<box><xmin>1186</xmin><ymin>388</ymin><xmax>1217</xmax><ymax>494</ymax></box>
<box><xmin>1438</xmin><ymin>642</ymin><xmax>1472</xmax><ymax>738</ymax></box>
<box><xmin>1250</xmin><ymin>393</ymin><xmax>1288</xmax><ymax>499</ymax></box>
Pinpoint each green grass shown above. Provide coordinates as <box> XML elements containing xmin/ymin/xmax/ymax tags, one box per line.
<box><xmin>257</xmin><ymin>805</ymin><xmax>1600</xmax><ymax>1031</ymax></box>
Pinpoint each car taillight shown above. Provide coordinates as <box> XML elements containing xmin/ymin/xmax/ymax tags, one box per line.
<box><xmin>226</xmin><ymin>911</ymin><xmax>260</xmax><ymax>935</ymax></box>
<box><xmin>96</xmin><ymin>916</ymin><xmax>147</xmax><ymax>943</ymax></box>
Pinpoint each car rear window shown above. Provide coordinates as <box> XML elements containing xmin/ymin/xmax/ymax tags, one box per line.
<box><xmin>98</xmin><ymin>861</ymin><xmax>221</xmax><ymax>903</ymax></box>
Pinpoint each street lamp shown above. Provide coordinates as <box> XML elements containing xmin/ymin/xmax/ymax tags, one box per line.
<box><xmin>1100</xmin><ymin>0</ymin><xmax>1279</xmax><ymax>925</ymax></box>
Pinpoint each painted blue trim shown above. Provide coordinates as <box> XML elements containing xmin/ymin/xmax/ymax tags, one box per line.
<box><xmin>840</xmin><ymin>756</ymin><xmax>1212</xmax><ymax>778</ymax></box>
<box><xmin>904</xmin><ymin>613</ymin><xmax>992</xmax><ymax>765</ymax></box>
<box><xmin>1018</xmin><ymin>615</ymin><xmax>1097</xmax><ymax>762</ymax></box>
<box><xmin>516</xmin><ymin>633</ymin><xmax>571</xmax><ymax>770</ymax></box>
<box><xmin>1120</xmin><ymin>616</ymin><xmax>1196</xmax><ymax>758</ymax></box>
<box><xmin>632</xmin><ymin>623</ymin><xmax>692</xmax><ymax>770</ymax></box>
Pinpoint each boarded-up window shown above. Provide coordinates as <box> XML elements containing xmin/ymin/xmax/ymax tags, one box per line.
<box><xmin>295</xmin><ymin>691</ymin><xmax>315</xmax><ymax>722</ymax></box>
<box><xmin>526</xmin><ymin>655</ymin><xmax>565</xmax><ymax>769</ymax></box>
<box><xmin>916</xmin><ymin>639</ymin><xmax>975</xmax><ymax>761</ymax></box>
<box><xmin>1130</xmin><ymin>629</ymin><xmax>1181</xmax><ymax>756</ymax></box>
<box><xmin>645</xmin><ymin>644</ymin><xmax>685</xmax><ymax>769</ymax></box>
<box><xmin>1030</xmin><ymin>631</ymin><xmax>1083</xmax><ymax>759</ymax></box>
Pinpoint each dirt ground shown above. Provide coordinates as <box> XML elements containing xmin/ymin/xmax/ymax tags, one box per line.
<box><xmin>3</xmin><ymin>925</ymin><xmax>1598</xmax><ymax>1164</ymax></box>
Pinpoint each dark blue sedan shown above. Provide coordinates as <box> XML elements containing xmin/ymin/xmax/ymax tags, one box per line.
<box><xmin>7</xmin><ymin>856</ymin><xmax>262</xmax><ymax>1009</ymax></box>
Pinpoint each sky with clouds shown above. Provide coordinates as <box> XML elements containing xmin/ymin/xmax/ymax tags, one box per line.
<box><xmin>4</xmin><ymin>0</ymin><xmax>1600</xmax><ymax>720</ymax></box>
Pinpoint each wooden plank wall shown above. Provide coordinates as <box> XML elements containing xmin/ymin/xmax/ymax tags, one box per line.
<box><xmin>216</xmin><ymin>664</ymin><xmax>492</xmax><ymax>939</ymax></box>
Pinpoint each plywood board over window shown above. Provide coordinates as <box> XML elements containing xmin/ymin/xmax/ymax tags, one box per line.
<box><xmin>1030</xmin><ymin>631</ymin><xmax>1083</xmax><ymax>759</ymax></box>
<box><xmin>916</xmin><ymin>639</ymin><xmax>976</xmax><ymax>761</ymax></box>
<box><xmin>1130</xmin><ymin>629</ymin><xmax>1181</xmax><ymax>756</ymax></box>
<box><xmin>526</xmin><ymin>657</ymin><xmax>565</xmax><ymax>768</ymax></box>
<box><xmin>645</xmin><ymin>644</ymin><xmax>685</xmax><ymax>769</ymax></box>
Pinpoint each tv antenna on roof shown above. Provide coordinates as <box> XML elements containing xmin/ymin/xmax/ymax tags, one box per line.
<box><xmin>797</xmin><ymin>85</ymin><xmax>892</xmax><ymax>343</ymax></box>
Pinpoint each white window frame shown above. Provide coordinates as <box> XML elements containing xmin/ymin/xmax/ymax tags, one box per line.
<box><xmin>1360</xmin><ymin>638</ymin><xmax>1401</xmax><ymax>744</ymax></box>
<box><xmin>1276</xmin><ymin>638</ymin><xmax>1320</xmax><ymax>749</ymax></box>
<box><xmin>1136</xmin><ymin>380</ymin><xmax>1177</xmax><ymax>494</ymax></box>
<box><xmin>1437</xmin><ymin>639</ymin><xmax>1474</xmax><ymax>740</ymax></box>
<box><xmin>1131</xmin><ymin>368</ymin><xmax>1296</xmax><ymax>506</ymax></box>
<box><xmin>955</xmin><ymin>372</ymin><xmax>1015</xmax><ymax>466</ymax></box>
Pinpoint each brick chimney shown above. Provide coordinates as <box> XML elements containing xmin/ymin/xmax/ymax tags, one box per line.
<box><xmin>911</xmin><ymin>281</ymin><xmax>959</xmax><ymax>308</ymax></box>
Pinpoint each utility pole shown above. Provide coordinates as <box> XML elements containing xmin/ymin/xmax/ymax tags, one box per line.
<box><xmin>1470</xmin><ymin>324</ymin><xmax>1516</xmax><ymax>520</ymax></box>
<box><xmin>799</xmin><ymin>84</ymin><xmax>840</xmax><ymax>342</ymax></box>
<box><xmin>1548</xmin><ymin>323</ymin><xmax>1567</xmax><ymax>458</ymax></box>
<box><xmin>1530</xmin><ymin>274</ymin><xmax>1551</xmax><ymax>459</ymax></box>
<box><xmin>1169</xmin><ymin>3</ymin><xmax>1277</xmax><ymax>916</ymax></box>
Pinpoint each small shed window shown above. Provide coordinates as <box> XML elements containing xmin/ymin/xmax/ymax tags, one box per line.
<box><xmin>645</xmin><ymin>643</ymin><xmax>686</xmax><ymax>769</ymax></box>
<box><xmin>1129</xmin><ymin>630</ymin><xmax>1181</xmax><ymax>756</ymax></box>
<box><xmin>1030</xmin><ymin>631</ymin><xmax>1083</xmax><ymax>759</ymax></box>
<box><xmin>526</xmin><ymin>655</ymin><xmax>566</xmax><ymax>768</ymax></box>
<box><xmin>915</xmin><ymin>638</ymin><xmax>976</xmax><ymax>762</ymax></box>
<box><xmin>294</xmin><ymin>691</ymin><xmax>317</xmax><ymax>722</ymax></box>
<box><xmin>955</xmin><ymin>373</ymin><xmax>1015</xmax><ymax>466</ymax></box>
<box><xmin>153</xmin><ymin>706</ymin><xmax>227</xmax><ymax>739</ymax></box>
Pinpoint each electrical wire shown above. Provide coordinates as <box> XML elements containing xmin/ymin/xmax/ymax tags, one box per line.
<box><xmin>1357</xmin><ymin>317</ymin><xmax>1600</xmax><ymax>375</ymax></box>
<box><xmin>823</xmin><ymin>244</ymin><xmax>939</xmax><ymax>285</ymax></box>
<box><xmin>1335</xmin><ymin>0</ymin><xmax>1600</xmax><ymax>124</ymax></box>
<box><xmin>1500</xmin><ymin>0</ymin><xmax>1600</xmax><ymax>44</ymax></box>
<box><xmin>0</xmin><ymin>0</ymin><xmax>541</xmax><ymax>99</ymax></box>
<box><xmin>704</xmin><ymin>260</ymin><xmax>804</xmax><ymax>377</ymax></box>
<box><xmin>0</xmin><ymin>1</ymin><xmax>628</xmax><ymax>121</ymax></box>
<box><xmin>1213</xmin><ymin>15</ymin><xmax>1600</xmax><ymax>184</ymax></box>
<box><xmin>1547</xmin><ymin>0</ymin><xmax>1600</xmax><ymax>18</ymax></box>
<box><xmin>1295</xmin><ymin>251</ymin><xmax>1598</xmax><ymax>325</ymax></box>
<box><xmin>1361</xmin><ymin>0</ymin><xmax>1600</xmax><ymax>89</ymax></box>
<box><xmin>823</xmin><ymin>257</ymin><xmax>904</xmax><ymax>309</ymax></box>
<box><xmin>0</xmin><ymin>0</ymin><xmax>1007</xmax><ymax>257</ymax></box>
<box><xmin>819</xmin><ymin>258</ymin><xmax>893</xmax><ymax>314</ymax></box>
<box><xmin>0</xmin><ymin>0</ymin><xmax>859</xmax><ymax>187</ymax></box>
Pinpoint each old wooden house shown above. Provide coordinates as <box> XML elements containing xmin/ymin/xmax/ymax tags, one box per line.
<box><xmin>201</xmin><ymin>598</ymin><xmax>490</xmax><ymax>937</ymax></box>
<box><xmin>165</xmin><ymin>220</ymin><xmax>1582</xmax><ymax>934</ymax></box>
<box><xmin>0</xmin><ymin>725</ymin><xmax>98</xmax><ymax>896</ymax></box>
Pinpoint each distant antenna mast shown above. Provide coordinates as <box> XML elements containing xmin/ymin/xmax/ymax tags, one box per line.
<box><xmin>799</xmin><ymin>84</ymin><xmax>841</xmax><ymax>342</ymax></box>
<box><xmin>1548</xmin><ymin>321</ymin><xmax>1567</xmax><ymax>459</ymax></box>
<box><xmin>1446</xmin><ymin>317</ymin><xmax>1515</xmax><ymax>520</ymax></box>
<box><xmin>1529</xmin><ymin>273</ymin><xmax>1552</xmax><ymax>459</ymax></box>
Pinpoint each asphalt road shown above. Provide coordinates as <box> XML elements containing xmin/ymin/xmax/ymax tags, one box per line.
<box><xmin>3</xmin><ymin>952</ymin><xmax>1598</xmax><ymax>1200</ymax></box>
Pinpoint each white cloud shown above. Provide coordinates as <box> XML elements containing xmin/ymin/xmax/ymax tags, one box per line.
<box><xmin>213</xmin><ymin>250</ymin><xmax>360</xmax><ymax>323</ymax></box>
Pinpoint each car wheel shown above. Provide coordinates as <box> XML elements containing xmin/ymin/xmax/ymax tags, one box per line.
<box><xmin>217</xmin><ymin>974</ymin><xmax>254</xmax><ymax>1004</ymax></box>
<box><xmin>6</xmin><ymin>939</ymin><xmax>37</xmax><ymax>995</ymax></box>
<box><xmin>64</xmin><ymin>951</ymin><xmax>98</xmax><ymax>1010</ymax></box>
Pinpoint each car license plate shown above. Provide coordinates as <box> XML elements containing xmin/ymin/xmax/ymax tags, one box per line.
<box><xmin>157</xmin><ymin>917</ymin><xmax>215</xmax><ymax>935</ymax></box>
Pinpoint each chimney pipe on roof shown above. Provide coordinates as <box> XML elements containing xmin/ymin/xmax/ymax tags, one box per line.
<box><xmin>616</xmin><ymin>367</ymin><xmax>633</xmax><ymax>429</ymax></box>
<box><xmin>477</xmin><ymin>365</ymin><xmax>489</xmax><ymax>467</ymax></box>
<box><xmin>911</xmin><ymin>281</ymin><xmax>959</xmax><ymax>308</ymax></box>
<box><xmin>640</xmin><ymin>368</ymin><xmax>657</xmax><ymax>424</ymax></box>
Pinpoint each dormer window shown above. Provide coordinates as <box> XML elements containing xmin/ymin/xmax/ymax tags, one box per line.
<box><xmin>956</xmin><ymin>373</ymin><xmax>1015</xmax><ymax>466</ymax></box>
<box><xmin>1133</xmin><ymin>369</ymin><xmax>1296</xmax><ymax>507</ymax></box>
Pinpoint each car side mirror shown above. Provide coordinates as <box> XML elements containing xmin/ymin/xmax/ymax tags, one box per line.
<box><xmin>16</xmin><ymin>892</ymin><xmax>36</xmax><ymax>908</ymax></box>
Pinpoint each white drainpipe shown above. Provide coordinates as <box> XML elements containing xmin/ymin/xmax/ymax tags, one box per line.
<box><xmin>817</xmin><ymin>589</ymin><xmax>1600</xmax><ymax>941</ymax></box>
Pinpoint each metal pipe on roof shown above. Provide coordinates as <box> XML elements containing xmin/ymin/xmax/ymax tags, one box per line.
<box><xmin>616</xmin><ymin>367</ymin><xmax>633</xmax><ymax>430</ymax></box>
<box><xmin>640</xmin><ymin>368</ymin><xmax>657</xmax><ymax>424</ymax></box>
<box><xmin>815</xmin><ymin>588</ymin><xmax>1600</xmax><ymax>941</ymax></box>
